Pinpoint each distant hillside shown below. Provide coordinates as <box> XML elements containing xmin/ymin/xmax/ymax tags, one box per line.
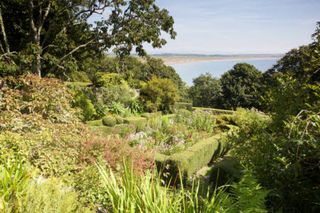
<box><xmin>151</xmin><ymin>53</ymin><xmax>283</xmax><ymax>65</ymax></box>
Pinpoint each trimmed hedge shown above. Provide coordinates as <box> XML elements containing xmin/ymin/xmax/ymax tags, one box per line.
<box><xmin>86</xmin><ymin>119</ymin><xmax>103</xmax><ymax>126</ymax></box>
<box><xmin>174</xmin><ymin>102</ymin><xmax>193</xmax><ymax>111</ymax></box>
<box><xmin>102</xmin><ymin>116</ymin><xmax>117</xmax><ymax>127</ymax></box>
<box><xmin>124</xmin><ymin>116</ymin><xmax>147</xmax><ymax>126</ymax></box>
<box><xmin>193</xmin><ymin>107</ymin><xmax>234</xmax><ymax>115</ymax></box>
<box><xmin>90</xmin><ymin>124</ymin><xmax>137</xmax><ymax>138</ymax></box>
<box><xmin>155</xmin><ymin>133</ymin><xmax>228</xmax><ymax>184</ymax></box>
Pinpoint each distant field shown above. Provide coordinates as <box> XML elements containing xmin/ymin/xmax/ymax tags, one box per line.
<box><xmin>152</xmin><ymin>54</ymin><xmax>283</xmax><ymax>65</ymax></box>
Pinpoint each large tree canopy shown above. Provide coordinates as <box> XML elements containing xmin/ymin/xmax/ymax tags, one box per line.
<box><xmin>189</xmin><ymin>73</ymin><xmax>222</xmax><ymax>108</ymax></box>
<box><xmin>0</xmin><ymin>0</ymin><xmax>176</xmax><ymax>77</ymax></box>
<box><xmin>262</xmin><ymin>22</ymin><xmax>320</xmax><ymax>121</ymax></box>
<box><xmin>220</xmin><ymin>63</ymin><xmax>262</xmax><ymax>109</ymax></box>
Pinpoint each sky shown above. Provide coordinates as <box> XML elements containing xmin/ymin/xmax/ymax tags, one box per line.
<box><xmin>143</xmin><ymin>0</ymin><xmax>320</xmax><ymax>54</ymax></box>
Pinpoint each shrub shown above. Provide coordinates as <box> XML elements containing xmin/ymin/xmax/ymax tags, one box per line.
<box><xmin>68</xmin><ymin>71</ymin><xmax>90</xmax><ymax>82</ymax></box>
<box><xmin>140</xmin><ymin>77</ymin><xmax>179</xmax><ymax>113</ymax></box>
<box><xmin>96</xmin><ymin>161</ymin><xmax>267</xmax><ymax>213</ymax></box>
<box><xmin>155</xmin><ymin>134</ymin><xmax>227</xmax><ymax>181</ymax></box>
<box><xmin>74</xmin><ymin>91</ymin><xmax>97</xmax><ymax>121</ymax></box>
<box><xmin>102</xmin><ymin>116</ymin><xmax>117</xmax><ymax>127</ymax></box>
<box><xmin>0</xmin><ymin>160</ymin><xmax>30</xmax><ymax>212</ymax></box>
<box><xmin>0</xmin><ymin>75</ymin><xmax>79</xmax><ymax>131</ymax></box>
<box><xmin>114</xmin><ymin>115</ymin><xmax>124</xmax><ymax>124</ymax></box>
<box><xmin>230</xmin><ymin>110</ymin><xmax>320</xmax><ymax>212</ymax></box>
<box><xmin>81</xmin><ymin>136</ymin><xmax>153</xmax><ymax>174</ymax></box>
<box><xmin>107</xmin><ymin>102</ymin><xmax>131</xmax><ymax>117</ymax></box>
<box><xmin>173</xmin><ymin>102</ymin><xmax>193</xmax><ymax>111</ymax></box>
<box><xmin>95</xmin><ymin>84</ymin><xmax>136</xmax><ymax>108</ymax></box>
<box><xmin>22</xmin><ymin>178</ymin><xmax>90</xmax><ymax>213</ymax></box>
<box><xmin>91</xmin><ymin>72</ymin><xmax>124</xmax><ymax>88</ymax></box>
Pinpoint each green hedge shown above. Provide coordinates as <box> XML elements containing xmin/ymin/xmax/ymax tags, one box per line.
<box><xmin>86</xmin><ymin>119</ymin><xmax>103</xmax><ymax>126</ymax></box>
<box><xmin>124</xmin><ymin>116</ymin><xmax>147</xmax><ymax>126</ymax></box>
<box><xmin>90</xmin><ymin>124</ymin><xmax>137</xmax><ymax>138</ymax></box>
<box><xmin>155</xmin><ymin>133</ymin><xmax>228</xmax><ymax>184</ymax></box>
<box><xmin>193</xmin><ymin>107</ymin><xmax>234</xmax><ymax>115</ymax></box>
<box><xmin>174</xmin><ymin>102</ymin><xmax>193</xmax><ymax>111</ymax></box>
<box><xmin>102</xmin><ymin>116</ymin><xmax>117</xmax><ymax>127</ymax></box>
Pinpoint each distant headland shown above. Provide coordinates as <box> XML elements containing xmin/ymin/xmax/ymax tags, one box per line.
<box><xmin>151</xmin><ymin>53</ymin><xmax>283</xmax><ymax>65</ymax></box>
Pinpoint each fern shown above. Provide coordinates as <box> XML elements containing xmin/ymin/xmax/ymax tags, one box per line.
<box><xmin>226</xmin><ymin>171</ymin><xmax>268</xmax><ymax>213</ymax></box>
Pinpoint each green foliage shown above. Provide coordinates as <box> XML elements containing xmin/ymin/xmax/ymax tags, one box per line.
<box><xmin>74</xmin><ymin>91</ymin><xmax>97</xmax><ymax>121</ymax></box>
<box><xmin>175</xmin><ymin>110</ymin><xmax>217</xmax><ymax>132</ymax></box>
<box><xmin>95</xmin><ymin>82</ymin><xmax>137</xmax><ymax>109</ymax></box>
<box><xmin>230</xmin><ymin>110</ymin><xmax>320</xmax><ymax>212</ymax></box>
<box><xmin>173</xmin><ymin>102</ymin><xmax>193</xmax><ymax>111</ymax></box>
<box><xmin>92</xmin><ymin>72</ymin><xmax>125</xmax><ymax>88</ymax></box>
<box><xmin>155</xmin><ymin>134</ymin><xmax>227</xmax><ymax>179</ymax></box>
<box><xmin>102</xmin><ymin>116</ymin><xmax>117</xmax><ymax>127</ymax></box>
<box><xmin>220</xmin><ymin>63</ymin><xmax>263</xmax><ymax>109</ymax></box>
<box><xmin>97</xmin><ymin>161</ymin><xmax>267</xmax><ymax>213</ymax></box>
<box><xmin>22</xmin><ymin>178</ymin><xmax>90</xmax><ymax>213</ymax></box>
<box><xmin>0</xmin><ymin>75</ymin><xmax>79</xmax><ymax>131</ymax></box>
<box><xmin>114</xmin><ymin>115</ymin><xmax>124</xmax><ymax>124</ymax></box>
<box><xmin>262</xmin><ymin>23</ymin><xmax>320</xmax><ymax>120</ymax></box>
<box><xmin>0</xmin><ymin>160</ymin><xmax>91</xmax><ymax>213</ymax></box>
<box><xmin>107</xmin><ymin>102</ymin><xmax>131</xmax><ymax>117</ymax></box>
<box><xmin>68</xmin><ymin>71</ymin><xmax>90</xmax><ymax>82</ymax></box>
<box><xmin>226</xmin><ymin>171</ymin><xmax>268</xmax><ymax>213</ymax></box>
<box><xmin>128</xmin><ymin>99</ymin><xmax>142</xmax><ymax>115</ymax></box>
<box><xmin>189</xmin><ymin>73</ymin><xmax>222</xmax><ymax>108</ymax></box>
<box><xmin>140</xmin><ymin>77</ymin><xmax>179</xmax><ymax>113</ymax></box>
<box><xmin>0</xmin><ymin>160</ymin><xmax>30</xmax><ymax>212</ymax></box>
<box><xmin>0</xmin><ymin>0</ymin><xmax>176</xmax><ymax>77</ymax></box>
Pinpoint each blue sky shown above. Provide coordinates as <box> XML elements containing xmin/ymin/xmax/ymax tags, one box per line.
<box><xmin>144</xmin><ymin>0</ymin><xmax>320</xmax><ymax>54</ymax></box>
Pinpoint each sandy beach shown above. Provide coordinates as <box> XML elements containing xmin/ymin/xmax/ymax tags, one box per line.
<box><xmin>154</xmin><ymin>55</ymin><xmax>282</xmax><ymax>65</ymax></box>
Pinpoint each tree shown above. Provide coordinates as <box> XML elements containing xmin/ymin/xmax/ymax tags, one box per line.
<box><xmin>0</xmin><ymin>0</ymin><xmax>176</xmax><ymax>77</ymax></box>
<box><xmin>189</xmin><ymin>73</ymin><xmax>222</xmax><ymax>108</ymax></box>
<box><xmin>139</xmin><ymin>77</ymin><xmax>179</xmax><ymax>113</ymax></box>
<box><xmin>262</xmin><ymin>22</ymin><xmax>320</xmax><ymax>121</ymax></box>
<box><xmin>220</xmin><ymin>63</ymin><xmax>262</xmax><ymax>109</ymax></box>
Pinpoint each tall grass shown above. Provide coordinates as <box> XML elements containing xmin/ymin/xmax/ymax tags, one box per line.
<box><xmin>97</xmin><ymin>162</ymin><xmax>267</xmax><ymax>212</ymax></box>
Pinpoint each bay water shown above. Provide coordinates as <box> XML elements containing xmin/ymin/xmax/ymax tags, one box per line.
<box><xmin>171</xmin><ymin>58</ymin><xmax>278</xmax><ymax>85</ymax></box>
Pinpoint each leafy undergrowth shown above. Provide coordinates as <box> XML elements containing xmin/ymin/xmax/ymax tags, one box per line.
<box><xmin>89</xmin><ymin>109</ymin><xmax>223</xmax><ymax>155</ymax></box>
<box><xmin>0</xmin><ymin>75</ymin><xmax>269</xmax><ymax>212</ymax></box>
<box><xmin>96</xmin><ymin>161</ymin><xmax>268</xmax><ymax>212</ymax></box>
<box><xmin>0</xmin><ymin>75</ymin><xmax>154</xmax><ymax>211</ymax></box>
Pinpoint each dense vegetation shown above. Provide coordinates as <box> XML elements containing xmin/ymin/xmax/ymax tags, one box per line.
<box><xmin>0</xmin><ymin>0</ymin><xmax>319</xmax><ymax>212</ymax></box>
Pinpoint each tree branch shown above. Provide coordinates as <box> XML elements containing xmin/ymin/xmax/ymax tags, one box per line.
<box><xmin>59</xmin><ymin>39</ymin><xmax>95</xmax><ymax>62</ymax></box>
<box><xmin>0</xmin><ymin>42</ymin><xmax>4</xmax><ymax>54</ymax></box>
<box><xmin>28</xmin><ymin>0</ymin><xmax>37</xmax><ymax>33</ymax></box>
<box><xmin>39</xmin><ymin>0</ymin><xmax>52</xmax><ymax>33</ymax></box>
<box><xmin>0</xmin><ymin>7</ymin><xmax>10</xmax><ymax>53</ymax></box>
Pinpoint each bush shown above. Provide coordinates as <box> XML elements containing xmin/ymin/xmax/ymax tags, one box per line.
<box><xmin>96</xmin><ymin>161</ymin><xmax>267</xmax><ymax>213</ymax></box>
<box><xmin>114</xmin><ymin>115</ymin><xmax>124</xmax><ymax>124</ymax></box>
<box><xmin>91</xmin><ymin>72</ymin><xmax>124</xmax><ymax>88</ymax></box>
<box><xmin>173</xmin><ymin>102</ymin><xmax>193</xmax><ymax>111</ymax></box>
<box><xmin>230</xmin><ymin>110</ymin><xmax>320</xmax><ymax>212</ymax></box>
<box><xmin>107</xmin><ymin>102</ymin><xmax>131</xmax><ymax>117</ymax></box>
<box><xmin>0</xmin><ymin>75</ymin><xmax>79</xmax><ymax>131</ymax></box>
<box><xmin>74</xmin><ymin>91</ymin><xmax>97</xmax><ymax>121</ymax></box>
<box><xmin>22</xmin><ymin>178</ymin><xmax>89</xmax><ymax>213</ymax></box>
<box><xmin>68</xmin><ymin>71</ymin><xmax>90</xmax><ymax>82</ymax></box>
<box><xmin>155</xmin><ymin>134</ymin><xmax>228</xmax><ymax>181</ymax></box>
<box><xmin>95</xmin><ymin>84</ymin><xmax>137</xmax><ymax>109</ymax></box>
<box><xmin>140</xmin><ymin>77</ymin><xmax>179</xmax><ymax>113</ymax></box>
<box><xmin>102</xmin><ymin>116</ymin><xmax>117</xmax><ymax>127</ymax></box>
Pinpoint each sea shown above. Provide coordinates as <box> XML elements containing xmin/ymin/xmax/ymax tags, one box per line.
<box><xmin>171</xmin><ymin>58</ymin><xmax>279</xmax><ymax>86</ymax></box>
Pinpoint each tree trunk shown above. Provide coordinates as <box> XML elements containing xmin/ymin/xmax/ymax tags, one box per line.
<box><xmin>0</xmin><ymin>7</ymin><xmax>10</xmax><ymax>53</ymax></box>
<box><xmin>28</xmin><ymin>0</ymin><xmax>52</xmax><ymax>77</ymax></box>
<box><xmin>33</xmin><ymin>33</ymin><xmax>41</xmax><ymax>77</ymax></box>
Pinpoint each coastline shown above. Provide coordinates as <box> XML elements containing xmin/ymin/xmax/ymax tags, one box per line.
<box><xmin>154</xmin><ymin>56</ymin><xmax>281</xmax><ymax>66</ymax></box>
